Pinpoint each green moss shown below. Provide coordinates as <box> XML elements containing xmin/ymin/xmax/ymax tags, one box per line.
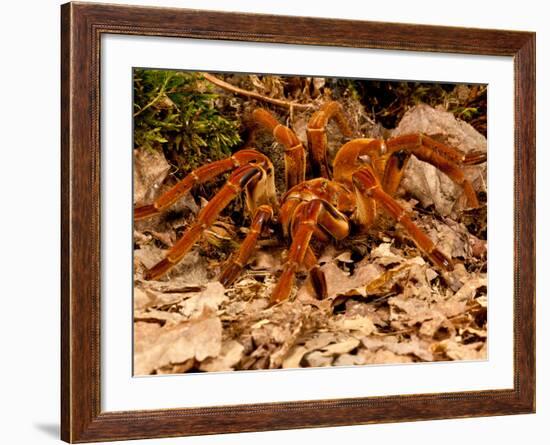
<box><xmin>133</xmin><ymin>69</ymin><xmax>242</xmax><ymax>173</ymax></box>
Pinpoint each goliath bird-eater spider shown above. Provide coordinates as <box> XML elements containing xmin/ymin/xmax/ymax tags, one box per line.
<box><xmin>134</xmin><ymin>101</ymin><xmax>487</xmax><ymax>304</ymax></box>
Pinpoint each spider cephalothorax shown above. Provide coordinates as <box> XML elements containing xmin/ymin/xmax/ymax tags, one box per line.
<box><xmin>134</xmin><ymin>101</ymin><xmax>486</xmax><ymax>304</ymax></box>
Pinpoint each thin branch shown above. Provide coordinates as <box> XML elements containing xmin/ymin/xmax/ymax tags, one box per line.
<box><xmin>201</xmin><ymin>72</ymin><xmax>313</xmax><ymax>110</ymax></box>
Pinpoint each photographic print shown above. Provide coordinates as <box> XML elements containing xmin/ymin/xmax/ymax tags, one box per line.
<box><xmin>62</xmin><ymin>5</ymin><xmax>535</xmax><ymax>440</ymax></box>
<box><xmin>132</xmin><ymin>69</ymin><xmax>488</xmax><ymax>376</ymax></box>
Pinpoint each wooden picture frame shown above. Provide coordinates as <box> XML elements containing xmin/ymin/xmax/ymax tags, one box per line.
<box><xmin>61</xmin><ymin>2</ymin><xmax>535</xmax><ymax>442</ymax></box>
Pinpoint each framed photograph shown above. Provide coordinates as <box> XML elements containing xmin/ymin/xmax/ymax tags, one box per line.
<box><xmin>61</xmin><ymin>2</ymin><xmax>535</xmax><ymax>442</ymax></box>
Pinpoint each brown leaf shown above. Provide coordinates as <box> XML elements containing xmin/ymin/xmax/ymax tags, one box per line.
<box><xmin>330</xmin><ymin>315</ymin><xmax>376</xmax><ymax>336</ymax></box>
<box><xmin>422</xmin><ymin>218</ymin><xmax>472</xmax><ymax>260</ymax></box>
<box><xmin>303</xmin><ymin>351</ymin><xmax>334</xmax><ymax>367</ymax></box>
<box><xmin>240</xmin><ymin>301</ymin><xmax>310</xmax><ymax>369</ymax></box>
<box><xmin>333</xmin><ymin>353</ymin><xmax>366</xmax><ymax>367</ymax></box>
<box><xmin>389</xmin><ymin>293</ymin><xmax>468</xmax><ymax>342</ymax></box>
<box><xmin>135</xmin><ymin>281</ymin><xmax>227</xmax><ymax>320</ymax></box>
<box><xmin>304</xmin><ymin>332</ymin><xmax>339</xmax><ymax>350</ymax></box>
<box><xmin>433</xmin><ymin>339</ymin><xmax>487</xmax><ymax>361</ymax></box>
<box><xmin>370</xmin><ymin>243</ymin><xmax>404</xmax><ymax>266</ymax></box>
<box><xmin>367</xmin><ymin>349</ymin><xmax>415</xmax><ymax>364</ymax></box>
<box><xmin>453</xmin><ymin>276</ymin><xmax>487</xmax><ymax>301</ymax></box>
<box><xmin>199</xmin><ymin>340</ymin><xmax>244</xmax><ymax>372</ymax></box>
<box><xmin>362</xmin><ymin>335</ymin><xmax>433</xmax><ymax>361</ymax></box>
<box><xmin>297</xmin><ymin>257</ymin><xmax>384</xmax><ymax>300</ymax></box>
<box><xmin>135</xmin><ymin>246</ymin><xmax>210</xmax><ymax>284</ymax></box>
<box><xmin>134</xmin><ymin>314</ymin><xmax>222</xmax><ymax>375</ymax></box>
<box><xmin>247</xmin><ymin>249</ymin><xmax>284</xmax><ymax>273</ymax></box>
<box><xmin>134</xmin><ymin>309</ymin><xmax>185</xmax><ymax>326</ymax></box>
<box><xmin>178</xmin><ymin>282</ymin><xmax>227</xmax><ymax>318</ymax></box>
<box><xmin>320</xmin><ymin>338</ymin><xmax>360</xmax><ymax>356</ymax></box>
<box><xmin>282</xmin><ymin>346</ymin><xmax>309</xmax><ymax>369</ymax></box>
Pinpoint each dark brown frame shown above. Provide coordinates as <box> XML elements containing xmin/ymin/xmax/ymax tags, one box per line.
<box><xmin>61</xmin><ymin>2</ymin><xmax>536</xmax><ymax>442</ymax></box>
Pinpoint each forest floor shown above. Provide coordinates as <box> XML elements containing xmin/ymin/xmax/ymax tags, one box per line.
<box><xmin>132</xmin><ymin>74</ymin><xmax>488</xmax><ymax>375</ymax></box>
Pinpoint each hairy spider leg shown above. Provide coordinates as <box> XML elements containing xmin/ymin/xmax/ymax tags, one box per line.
<box><xmin>352</xmin><ymin>165</ymin><xmax>454</xmax><ymax>272</ymax></box>
<box><xmin>219</xmin><ymin>204</ymin><xmax>274</xmax><ymax>287</ymax></box>
<box><xmin>381</xmin><ymin>150</ymin><xmax>412</xmax><ymax>197</ymax></box>
<box><xmin>332</xmin><ymin>138</ymin><xmax>387</xmax><ymax>228</ymax></box>
<box><xmin>271</xmin><ymin>200</ymin><xmax>322</xmax><ymax>304</ymax></box>
<box><xmin>303</xmin><ymin>247</ymin><xmax>328</xmax><ymax>300</ymax></box>
<box><xmin>271</xmin><ymin>198</ymin><xmax>350</xmax><ymax>303</ymax></box>
<box><xmin>252</xmin><ymin>108</ymin><xmax>306</xmax><ymax>189</ymax></box>
<box><xmin>386</xmin><ymin>134</ymin><xmax>486</xmax><ymax>208</ymax></box>
<box><xmin>306</xmin><ymin>101</ymin><xmax>353</xmax><ymax>179</ymax></box>
<box><xmin>144</xmin><ymin>164</ymin><xmax>266</xmax><ymax>280</ymax></box>
<box><xmin>134</xmin><ymin>149</ymin><xmax>273</xmax><ymax>220</ymax></box>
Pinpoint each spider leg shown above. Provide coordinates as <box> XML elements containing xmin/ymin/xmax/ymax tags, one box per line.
<box><xmin>381</xmin><ymin>150</ymin><xmax>412</xmax><ymax>196</ymax></box>
<box><xmin>303</xmin><ymin>247</ymin><xmax>327</xmax><ymax>300</ymax></box>
<box><xmin>332</xmin><ymin>138</ymin><xmax>385</xmax><ymax>187</ymax></box>
<box><xmin>391</xmin><ymin>134</ymin><xmax>486</xmax><ymax>164</ymax></box>
<box><xmin>144</xmin><ymin>164</ymin><xmax>264</xmax><ymax>280</ymax></box>
<box><xmin>386</xmin><ymin>134</ymin><xmax>486</xmax><ymax>208</ymax></box>
<box><xmin>271</xmin><ymin>200</ymin><xmax>323</xmax><ymax>304</ymax></box>
<box><xmin>271</xmin><ymin>199</ymin><xmax>350</xmax><ymax>303</ymax></box>
<box><xmin>252</xmin><ymin>108</ymin><xmax>306</xmax><ymax>189</ymax></box>
<box><xmin>134</xmin><ymin>149</ymin><xmax>272</xmax><ymax>220</ymax></box>
<box><xmin>352</xmin><ymin>165</ymin><xmax>454</xmax><ymax>271</ymax></box>
<box><xmin>307</xmin><ymin>101</ymin><xmax>353</xmax><ymax>179</ymax></box>
<box><xmin>331</xmin><ymin>138</ymin><xmax>386</xmax><ymax>228</ymax></box>
<box><xmin>463</xmin><ymin>151</ymin><xmax>488</xmax><ymax>165</ymax></box>
<box><xmin>219</xmin><ymin>204</ymin><xmax>274</xmax><ymax>287</ymax></box>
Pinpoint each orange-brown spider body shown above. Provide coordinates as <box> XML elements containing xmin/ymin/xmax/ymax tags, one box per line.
<box><xmin>135</xmin><ymin>101</ymin><xmax>486</xmax><ymax>304</ymax></box>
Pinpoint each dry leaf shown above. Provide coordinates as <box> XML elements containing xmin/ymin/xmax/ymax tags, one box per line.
<box><xmin>282</xmin><ymin>346</ymin><xmax>308</xmax><ymax>369</ymax></box>
<box><xmin>297</xmin><ymin>258</ymin><xmax>384</xmax><ymax>300</ymax></box>
<box><xmin>367</xmin><ymin>349</ymin><xmax>415</xmax><ymax>364</ymax></box>
<box><xmin>178</xmin><ymin>282</ymin><xmax>227</xmax><ymax>318</ymax></box>
<box><xmin>199</xmin><ymin>340</ymin><xmax>244</xmax><ymax>372</ymax></box>
<box><xmin>135</xmin><ymin>281</ymin><xmax>227</xmax><ymax>322</ymax></box>
<box><xmin>320</xmin><ymin>338</ymin><xmax>360</xmax><ymax>356</ymax></box>
<box><xmin>304</xmin><ymin>351</ymin><xmax>334</xmax><ymax>367</ymax></box>
<box><xmin>134</xmin><ymin>315</ymin><xmax>222</xmax><ymax>375</ymax></box>
<box><xmin>453</xmin><ymin>276</ymin><xmax>487</xmax><ymax>301</ymax></box>
<box><xmin>304</xmin><ymin>332</ymin><xmax>339</xmax><ymax>351</ymax></box>
<box><xmin>362</xmin><ymin>335</ymin><xmax>433</xmax><ymax>361</ymax></box>
<box><xmin>433</xmin><ymin>339</ymin><xmax>487</xmax><ymax>361</ymax></box>
<box><xmin>331</xmin><ymin>316</ymin><xmax>376</xmax><ymax>336</ymax></box>
<box><xmin>134</xmin><ymin>309</ymin><xmax>185</xmax><ymax>326</ymax></box>
<box><xmin>370</xmin><ymin>243</ymin><xmax>404</xmax><ymax>266</ymax></box>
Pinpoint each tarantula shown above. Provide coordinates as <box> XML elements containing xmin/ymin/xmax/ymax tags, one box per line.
<box><xmin>134</xmin><ymin>101</ymin><xmax>486</xmax><ymax>304</ymax></box>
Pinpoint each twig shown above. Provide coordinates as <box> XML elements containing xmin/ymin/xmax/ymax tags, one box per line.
<box><xmin>201</xmin><ymin>72</ymin><xmax>313</xmax><ymax>110</ymax></box>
